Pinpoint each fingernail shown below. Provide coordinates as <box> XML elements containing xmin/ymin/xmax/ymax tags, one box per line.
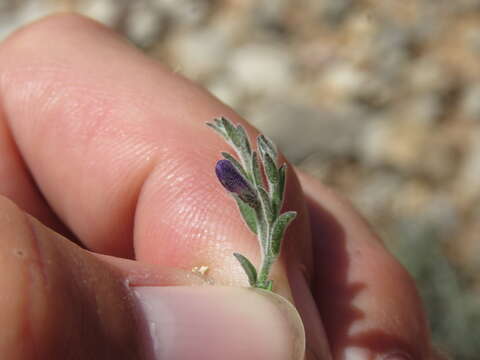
<box><xmin>131</xmin><ymin>286</ymin><xmax>305</xmax><ymax>360</ymax></box>
<box><xmin>345</xmin><ymin>347</ymin><xmax>413</xmax><ymax>360</ymax></box>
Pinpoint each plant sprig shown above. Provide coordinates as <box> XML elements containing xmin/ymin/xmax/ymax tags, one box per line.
<box><xmin>207</xmin><ymin>116</ymin><xmax>297</xmax><ymax>291</ymax></box>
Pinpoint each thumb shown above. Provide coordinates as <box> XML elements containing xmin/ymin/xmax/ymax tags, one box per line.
<box><xmin>0</xmin><ymin>195</ymin><xmax>305</xmax><ymax>360</ymax></box>
<box><xmin>132</xmin><ymin>286</ymin><xmax>305</xmax><ymax>360</ymax></box>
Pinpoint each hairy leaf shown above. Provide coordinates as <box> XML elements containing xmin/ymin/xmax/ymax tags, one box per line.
<box><xmin>258</xmin><ymin>134</ymin><xmax>277</xmax><ymax>161</ymax></box>
<box><xmin>221</xmin><ymin>117</ymin><xmax>243</xmax><ymax>149</ymax></box>
<box><xmin>258</xmin><ymin>186</ymin><xmax>274</xmax><ymax>225</ymax></box>
<box><xmin>270</xmin><ymin>211</ymin><xmax>297</xmax><ymax>256</ymax></box>
<box><xmin>251</xmin><ymin>151</ymin><xmax>263</xmax><ymax>188</ymax></box>
<box><xmin>213</xmin><ymin>117</ymin><xmax>223</xmax><ymax>127</ymax></box>
<box><xmin>236</xmin><ymin>124</ymin><xmax>252</xmax><ymax>157</ymax></box>
<box><xmin>233</xmin><ymin>195</ymin><xmax>257</xmax><ymax>234</ymax></box>
<box><xmin>206</xmin><ymin>122</ymin><xmax>227</xmax><ymax>139</ymax></box>
<box><xmin>263</xmin><ymin>152</ymin><xmax>278</xmax><ymax>186</ymax></box>
<box><xmin>272</xmin><ymin>164</ymin><xmax>287</xmax><ymax>215</ymax></box>
<box><xmin>233</xmin><ymin>253</ymin><xmax>258</xmax><ymax>286</ymax></box>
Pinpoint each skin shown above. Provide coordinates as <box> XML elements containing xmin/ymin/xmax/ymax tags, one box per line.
<box><xmin>0</xmin><ymin>14</ymin><xmax>447</xmax><ymax>359</ymax></box>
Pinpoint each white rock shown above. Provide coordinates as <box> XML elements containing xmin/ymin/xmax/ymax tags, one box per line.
<box><xmin>228</xmin><ymin>44</ymin><xmax>294</xmax><ymax>96</ymax></box>
<box><xmin>77</xmin><ymin>0</ymin><xmax>123</xmax><ymax>27</ymax></box>
<box><xmin>152</xmin><ymin>0</ymin><xmax>210</xmax><ymax>27</ymax></box>
<box><xmin>247</xmin><ymin>101</ymin><xmax>362</xmax><ymax>163</ymax></box>
<box><xmin>321</xmin><ymin>63</ymin><xmax>367</xmax><ymax>99</ymax></box>
<box><xmin>207</xmin><ymin>77</ymin><xmax>242</xmax><ymax>108</ymax></box>
<box><xmin>125</xmin><ymin>1</ymin><xmax>163</xmax><ymax>47</ymax></box>
<box><xmin>169</xmin><ymin>28</ymin><xmax>230</xmax><ymax>80</ymax></box>
<box><xmin>359</xmin><ymin>118</ymin><xmax>392</xmax><ymax>167</ymax></box>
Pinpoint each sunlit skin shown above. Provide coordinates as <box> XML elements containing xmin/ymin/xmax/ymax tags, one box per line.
<box><xmin>0</xmin><ymin>14</ymin><xmax>447</xmax><ymax>360</ymax></box>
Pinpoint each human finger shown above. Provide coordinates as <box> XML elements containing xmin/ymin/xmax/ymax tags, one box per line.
<box><xmin>0</xmin><ymin>194</ymin><xmax>305</xmax><ymax>360</ymax></box>
<box><xmin>298</xmin><ymin>171</ymin><xmax>434</xmax><ymax>359</ymax></box>
<box><xmin>0</xmin><ymin>13</ymin><xmax>308</xmax><ymax>288</ymax></box>
<box><xmin>0</xmin><ymin>14</ymin><xmax>326</xmax><ymax>358</ymax></box>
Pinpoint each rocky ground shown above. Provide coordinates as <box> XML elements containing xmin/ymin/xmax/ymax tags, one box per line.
<box><xmin>2</xmin><ymin>0</ymin><xmax>480</xmax><ymax>358</ymax></box>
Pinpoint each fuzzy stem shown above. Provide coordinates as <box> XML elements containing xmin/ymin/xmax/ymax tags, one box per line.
<box><xmin>254</xmin><ymin>204</ymin><xmax>273</xmax><ymax>289</ymax></box>
<box><xmin>256</xmin><ymin>255</ymin><xmax>274</xmax><ymax>289</ymax></box>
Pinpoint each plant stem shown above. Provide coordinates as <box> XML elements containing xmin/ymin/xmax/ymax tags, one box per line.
<box><xmin>256</xmin><ymin>253</ymin><xmax>274</xmax><ymax>288</ymax></box>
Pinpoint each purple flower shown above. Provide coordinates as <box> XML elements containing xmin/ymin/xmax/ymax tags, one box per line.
<box><xmin>215</xmin><ymin>159</ymin><xmax>259</xmax><ymax>208</ymax></box>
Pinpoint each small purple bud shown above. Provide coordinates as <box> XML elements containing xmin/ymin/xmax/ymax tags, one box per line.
<box><xmin>215</xmin><ymin>159</ymin><xmax>259</xmax><ymax>208</ymax></box>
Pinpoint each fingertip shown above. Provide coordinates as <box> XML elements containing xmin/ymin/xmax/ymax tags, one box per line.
<box><xmin>131</xmin><ymin>286</ymin><xmax>306</xmax><ymax>360</ymax></box>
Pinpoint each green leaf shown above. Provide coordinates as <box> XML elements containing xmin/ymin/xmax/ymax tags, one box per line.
<box><xmin>233</xmin><ymin>195</ymin><xmax>257</xmax><ymax>234</ymax></box>
<box><xmin>233</xmin><ymin>253</ymin><xmax>258</xmax><ymax>286</ymax></box>
<box><xmin>206</xmin><ymin>122</ymin><xmax>227</xmax><ymax>139</ymax></box>
<box><xmin>258</xmin><ymin>134</ymin><xmax>277</xmax><ymax>161</ymax></box>
<box><xmin>270</xmin><ymin>211</ymin><xmax>297</xmax><ymax>256</ymax></box>
<box><xmin>272</xmin><ymin>164</ymin><xmax>287</xmax><ymax>215</ymax></box>
<box><xmin>221</xmin><ymin>117</ymin><xmax>243</xmax><ymax>149</ymax></box>
<box><xmin>263</xmin><ymin>152</ymin><xmax>278</xmax><ymax>186</ymax></box>
<box><xmin>251</xmin><ymin>151</ymin><xmax>263</xmax><ymax>188</ymax></box>
<box><xmin>213</xmin><ymin>117</ymin><xmax>223</xmax><ymax>127</ymax></box>
<box><xmin>236</xmin><ymin>124</ymin><xmax>252</xmax><ymax>156</ymax></box>
<box><xmin>221</xmin><ymin>152</ymin><xmax>250</xmax><ymax>182</ymax></box>
<box><xmin>257</xmin><ymin>186</ymin><xmax>274</xmax><ymax>225</ymax></box>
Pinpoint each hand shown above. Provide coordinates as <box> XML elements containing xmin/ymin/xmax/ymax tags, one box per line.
<box><xmin>0</xmin><ymin>14</ymin><xmax>444</xmax><ymax>360</ymax></box>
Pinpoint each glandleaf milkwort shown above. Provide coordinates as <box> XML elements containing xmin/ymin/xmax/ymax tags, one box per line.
<box><xmin>207</xmin><ymin>117</ymin><xmax>297</xmax><ymax>291</ymax></box>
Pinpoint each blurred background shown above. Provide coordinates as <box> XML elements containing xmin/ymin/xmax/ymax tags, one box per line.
<box><xmin>1</xmin><ymin>0</ymin><xmax>479</xmax><ymax>358</ymax></box>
